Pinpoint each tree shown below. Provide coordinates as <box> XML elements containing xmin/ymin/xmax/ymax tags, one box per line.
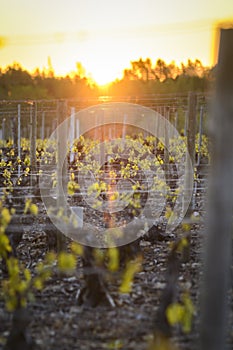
<box><xmin>124</xmin><ymin>58</ymin><xmax>154</xmax><ymax>81</ymax></box>
<box><xmin>154</xmin><ymin>59</ymin><xmax>170</xmax><ymax>81</ymax></box>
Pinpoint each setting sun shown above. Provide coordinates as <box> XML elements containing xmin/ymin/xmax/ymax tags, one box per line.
<box><xmin>89</xmin><ymin>66</ymin><xmax>121</xmax><ymax>86</ymax></box>
<box><xmin>48</xmin><ymin>52</ymin><xmax>126</xmax><ymax>86</ymax></box>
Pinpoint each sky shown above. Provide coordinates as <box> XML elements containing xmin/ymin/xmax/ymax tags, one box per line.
<box><xmin>0</xmin><ymin>0</ymin><xmax>233</xmax><ymax>85</ymax></box>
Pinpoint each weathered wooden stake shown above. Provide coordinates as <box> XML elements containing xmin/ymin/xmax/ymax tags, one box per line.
<box><xmin>2</xmin><ymin>118</ymin><xmax>6</xmax><ymax>140</ymax></box>
<box><xmin>183</xmin><ymin>92</ymin><xmax>196</xmax><ymax>214</ymax></box>
<box><xmin>17</xmin><ymin>104</ymin><xmax>21</xmax><ymax>177</ymax></box>
<box><xmin>56</xmin><ymin>100</ymin><xmax>68</xmax><ymax>251</ymax></box>
<box><xmin>200</xmin><ymin>28</ymin><xmax>233</xmax><ymax>350</ymax></box>
<box><xmin>11</xmin><ymin>116</ymin><xmax>17</xmax><ymax>148</ymax></box>
<box><xmin>197</xmin><ymin>105</ymin><xmax>204</xmax><ymax>166</ymax></box>
<box><xmin>41</xmin><ymin>111</ymin><xmax>45</xmax><ymax>140</ymax></box>
<box><xmin>30</xmin><ymin>102</ymin><xmax>37</xmax><ymax>186</ymax></box>
<box><xmin>187</xmin><ymin>92</ymin><xmax>197</xmax><ymax>167</ymax></box>
<box><xmin>174</xmin><ymin>108</ymin><xmax>178</xmax><ymax>132</ymax></box>
<box><xmin>184</xmin><ymin>110</ymin><xmax>188</xmax><ymax>136</ymax></box>
<box><xmin>70</xmin><ymin>107</ymin><xmax>75</xmax><ymax>163</ymax></box>
<box><xmin>164</xmin><ymin>107</ymin><xmax>170</xmax><ymax>182</ymax></box>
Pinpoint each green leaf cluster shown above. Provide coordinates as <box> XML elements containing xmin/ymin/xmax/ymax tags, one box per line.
<box><xmin>166</xmin><ymin>293</ymin><xmax>195</xmax><ymax>333</ymax></box>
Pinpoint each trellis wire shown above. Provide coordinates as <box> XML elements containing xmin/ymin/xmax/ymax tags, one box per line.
<box><xmin>0</xmin><ymin>94</ymin><xmax>210</xmax><ymax>221</ymax></box>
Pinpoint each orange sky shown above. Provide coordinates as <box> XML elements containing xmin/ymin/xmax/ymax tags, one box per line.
<box><xmin>1</xmin><ymin>0</ymin><xmax>233</xmax><ymax>85</ymax></box>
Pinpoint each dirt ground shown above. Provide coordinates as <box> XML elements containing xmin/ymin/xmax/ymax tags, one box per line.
<box><xmin>2</xmin><ymin>217</ymin><xmax>228</xmax><ymax>350</ymax></box>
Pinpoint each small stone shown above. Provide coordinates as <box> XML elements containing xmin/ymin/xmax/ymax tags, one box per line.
<box><xmin>154</xmin><ymin>282</ymin><xmax>166</xmax><ymax>289</ymax></box>
<box><xmin>140</xmin><ymin>240</ymin><xmax>151</xmax><ymax>247</ymax></box>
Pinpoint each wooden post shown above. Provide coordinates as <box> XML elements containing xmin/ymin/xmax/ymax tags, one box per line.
<box><xmin>122</xmin><ymin>113</ymin><xmax>127</xmax><ymax>140</ymax></box>
<box><xmin>199</xmin><ymin>28</ymin><xmax>233</xmax><ymax>350</ymax></box>
<box><xmin>76</xmin><ymin>119</ymin><xmax>80</xmax><ymax>139</ymax></box>
<box><xmin>11</xmin><ymin>116</ymin><xmax>17</xmax><ymax>148</ymax></box>
<box><xmin>187</xmin><ymin>92</ymin><xmax>197</xmax><ymax>166</ymax></box>
<box><xmin>41</xmin><ymin>111</ymin><xmax>45</xmax><ymax>140</ymax></box>
<box><xmin>164</xmin><ymin>106</ymin><xmax>170</xmax><ymax>182</ymax></box>
<box><xmin>56</xmin><ymin>100</ymin><xmax>68</xmax><ymax>251</ymax></box>
<box><xmin>2</xmin><ymin>118</ymin><xmax>6</xmax><ymax>141</ymax></box>
<box><xmin>183</xmin><ymin>92</ymin><xmax>196</xmax><ymax>214</ymax></box>
<box><xmin>197</xmin><ymin>105</ymin><xmax>204</xmax><ymax>166</ymax></box>
<box><xmin>17</xmin><ymin>104</ymin><xmax>21</xmax><ymax>177</ymax></box>
<box><xmin>184</xmin><ymin>110</ymin><xmax>188</xmax><ymax>136</ymax></box>
<box><xmin>30</xmin><ymin>102</ymin><xmax>37</xmax><ymax>186</ymax></box>
<box><xmin>70</xmin><ymin>107</ymin><xmax>75</xmax><ymax>163</ymax></box>
<box><xmin>174</xmin><ymin>108</ymin><xmax>178</xmax><ymax>132</ymax></box>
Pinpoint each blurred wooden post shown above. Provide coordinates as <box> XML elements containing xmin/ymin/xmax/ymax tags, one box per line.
<box><xmin>197</xmin><ymin>105</ymin><xmax>204</xmax><ymax>166</ymax></box>
<box><xmin>11</xmin><ymin>116</ymin><xmax>17</xmax><ymax>148</ymax></box>
<box><xmin>187</xmin><ymin>92</ymin><xmax>197</xmax><ymax>167</ymax></box>
<box><xmin>200</xmin><ymin>28</ymin><xmax>233</xmax><ymax>350</ymax></box>
<box><xmin>122</xmin><ymin>113</ymin><xmax>127</xmax><ymax>140</ymax></box>
<box><xmin>2</xmin><ymin>118</ymin><xmax>6</xmax><ymax>140</ymax></box>
<box><xmin>70</xmin><ymin>107</ymin><xmax>75</xmax><ymax>163</ymax></box>
<box><xmin>164</xmin><ymin>106</ymin><xmax>170</xmax><ymax>182</ymax></box>
<box><xmin>184</xmin><ymin>110</ymin><xmax>188</xmax><ymax>136</ymax></box>
<box><xmin>183</xmin><ymin>92</ymin><xmax>196</xmax><ymax>214</ymax></box>
<box><xmin>56</xmin><ymin>100</ymin><xmax>68</xmax><ymax>251</ymax></box>
<box><xmin>174</xmin><ymin>108</ymin><xmax>178</xmax><ymax>131</ymax></box>
<box><xmin>41</xmin><ymin>111</ymin><xmax>45</xmax><ymax>139</ymax></box>
<box><xmin>30</xmin><ymin>102</ymin><xmax>37</xmax><ymax>185</ymax></box>
<box><xmin>17</xmin><ymin>104</ymin><xmax>21</xmax><ymax>177</ymax></box>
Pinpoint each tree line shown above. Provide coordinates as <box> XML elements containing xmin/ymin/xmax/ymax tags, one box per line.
<box><xmin>0</xmin><ymin>59</ymin><xmax>215</xmax><ymax>99</ymax></box>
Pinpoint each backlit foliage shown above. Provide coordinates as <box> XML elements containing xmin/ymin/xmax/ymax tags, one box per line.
<box><xmin>166</xmin><ymin>293</ymin><xmax>195</xmax><ymax>334</ymax></box>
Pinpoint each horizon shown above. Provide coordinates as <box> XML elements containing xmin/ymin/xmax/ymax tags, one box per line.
<box><xmin>1</xmin><ymin>1</ymin><xmax>233</xmax><ymax>85</ymax></box>
<box><xmin>0</xmin><ymin>56</ymin><xmax>213</xmax><ymax>88</ymax></box>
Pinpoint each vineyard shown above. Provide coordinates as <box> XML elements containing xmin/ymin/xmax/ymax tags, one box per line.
<box><xmin>0</xmin><ymin>91</ymin><xmax>232</xmax><ymax>350</ymax></box>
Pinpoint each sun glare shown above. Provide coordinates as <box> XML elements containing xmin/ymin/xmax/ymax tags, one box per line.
<box><xmin>92</xmin><ymin>74</ymin><xmax>113</xmax><ymax>87</ymax></box>
<box><xmin>88</xmin><ymin>65</ymin><xmax>122</xmax><ymax>86</ymax></box>
<box><xmin>82</xmin><ymin>52</ymin><xmax>125</xmax><ymax>86</ymax></box>
<box><xmin>52</xmin><ymin>54</ymin><xmax>123</xmax><ymax>86</ymax></box>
